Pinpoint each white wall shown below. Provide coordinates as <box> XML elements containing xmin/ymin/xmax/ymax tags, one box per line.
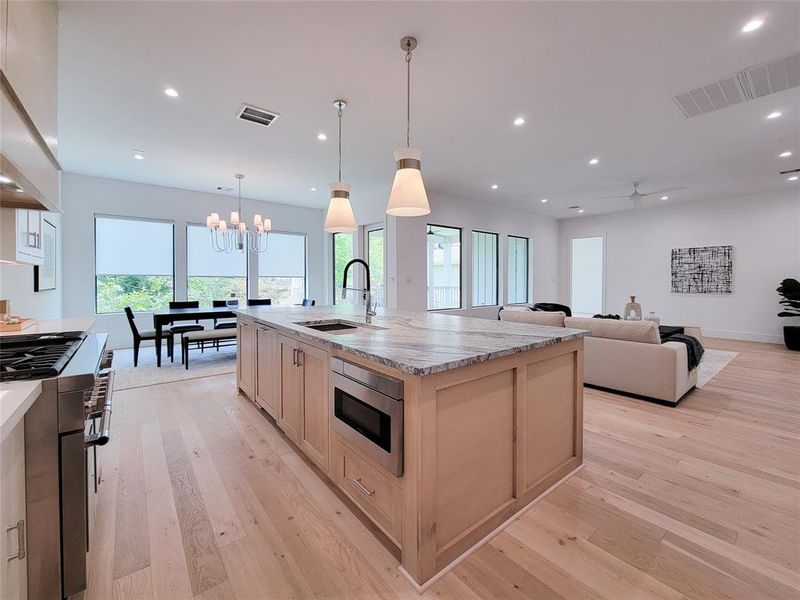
<box><xmin>388</xmin><ymin>191</ymin><xmax>560</xmax><ymax>318</ymax></box>
<box><xmin>61</xmin><ymin>173</ymin><xmax>325</xmax><ymax>348</ymax></box>
<box><xmin>0</xmin><ymin>210</ymin><xmax>63</xmax><ymax>320</ymax></box>
<box><xmin>558</xmin><ymin>190</ymin><xmax>800</xmax><ymax>343</ymax></box>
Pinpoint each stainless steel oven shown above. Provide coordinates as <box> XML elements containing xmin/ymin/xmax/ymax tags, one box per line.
<box><xmin>330</xmin><ymin>357</ymin><xmax>404</xmax><ymax>476</ymax></box>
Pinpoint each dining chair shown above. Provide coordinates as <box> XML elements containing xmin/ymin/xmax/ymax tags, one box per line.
<box><xmin>168</xmin><ymin>301</ymin><xmax>204</xmax><ymax>363</ymax></box>
<box><xmin>247</xmin><ymin>298</ymin><xmax>272</xmax><ymax>306</ymax></box>
<box><xmin>124</xmin><ymin>307</ymin><xmax>174</xmax><ymax>367</ymax></box>
<box><xmin>302</xmin><ymin>299</ymin><xmax>316</xmax><ymax>306</ymax></box>
<box><xmin>212</xmin><ymin>299</ymin><xmax>238</xmax><ymax>330</ymax></box>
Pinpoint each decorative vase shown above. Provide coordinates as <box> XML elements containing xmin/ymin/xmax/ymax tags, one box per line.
<box><xmin>646</xmin><ymin>311</ymin><xmax>660</xmax><ymax>325</ymax></box>
<box><xmin>784</xmin><ymin>325</ymin><xmax>800</xmax><ymax>351</ymax></box>
<box><xmin>624</xmin><ymin>296</ymin><xmax>642</xmax><ymax>321</ymax></box>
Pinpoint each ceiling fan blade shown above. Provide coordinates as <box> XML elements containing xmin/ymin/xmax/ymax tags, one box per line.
<box><xmin>641</xmin><ymin>186</ymin><xmax>687</xmax><ymax>197</ymax></box>
<box><xmin>594</xmin><ymin>194</ymin><xmax>632</xmax><ymax>200</ymax></box>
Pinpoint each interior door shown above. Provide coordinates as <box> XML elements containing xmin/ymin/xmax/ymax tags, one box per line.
<box><xmin>299</xmin><ymin>342</ymin><xmax>330</xmax><ymax>472</ymax></box>
<box><xmin>278</xmin><ymin>335</ymin><xmax>302</xmax><ymax>443</ymax></box>
<box><xmin>255</xmin><ymin>325</ymin><xmax>279</xmax><ymax>417</ymax></box>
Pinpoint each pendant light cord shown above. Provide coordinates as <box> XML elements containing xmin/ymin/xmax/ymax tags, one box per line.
<box><xmin>405</xmin><ymin>45</ymin><xmax>412</xmax><ymax>147</ymax></box>
<box><xmin>338</xmin><ymin>106</ymin><xmax>343</xmax><ymax>182</ymax></box>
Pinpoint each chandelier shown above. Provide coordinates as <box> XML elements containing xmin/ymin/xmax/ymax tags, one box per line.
<box><xmin>206</xmin><ymin>173</ymin><xmax>271</xmax><ymax>253</ymax></box>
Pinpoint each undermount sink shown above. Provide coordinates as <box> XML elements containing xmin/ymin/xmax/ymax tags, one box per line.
<box><xmin>294</xmin><ymin>319</ymin><xmax>387</xmax><ymax>334</ymax></box>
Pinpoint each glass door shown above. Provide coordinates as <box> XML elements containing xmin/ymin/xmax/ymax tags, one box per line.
<box><xmin>364</xmin><ymin>224</ymin><xmax>385</xmax><ymax>308</ymax></box>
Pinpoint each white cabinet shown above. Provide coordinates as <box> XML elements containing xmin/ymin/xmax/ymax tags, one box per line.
<box><xmin>0</xmin><ymin>207</ymin><xmax>44</xmax><ymax>265</ymax></box>
<box><xmin>1</xmin><ymin>419</ymin><xmax>28</xmax><ymax>600</ymax></box>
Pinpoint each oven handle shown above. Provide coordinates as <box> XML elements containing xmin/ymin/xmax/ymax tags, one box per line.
<box><xmin>85</xmin><ymin>369</ymin><xmax>114</xmax><ymax>447</ymax></box>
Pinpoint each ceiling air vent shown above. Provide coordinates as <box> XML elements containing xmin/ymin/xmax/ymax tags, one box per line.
<box><xmin>740</xmin><ymin>51</ymin><xmax>800</xmax><ymax>98</ymax></box>
<box><xmin>673</xmin><ymin>51</ymin><xmax>800</xmax><ymax>119</ymax></box>
<box><xmin>236</xmin><ymin>103</ymin><xmax>280</xmax><ymax>128</ymax></box>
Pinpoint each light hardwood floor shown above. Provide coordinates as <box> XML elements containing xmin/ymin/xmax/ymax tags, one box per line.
<box><xmin>82</xmin><ymin>338</ymin><xmax>800</xmax><ymax>600</ymax></box>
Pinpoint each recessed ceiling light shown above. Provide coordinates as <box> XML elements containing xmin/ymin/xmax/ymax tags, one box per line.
<box><xmin>578</xmin><ymin>209</ymin><xmax>585</xmax><ymax>213</ymax></box>
<box><xmin>0</xmin><ymin>175</ymin><xmax>12</xmax><ymax>184</ymax></box>
<box><xmin>540</xmin><ymin>198</ymin><xmax>548</xmax><ymax>203</ymax></box>
<box><xmin>766</xmin><ymin>111</ymin><xmax>782</xmax><ymax>120</ymax></box>
<box><xmin>779</xmin><ymin>151</ymin><xmax>793</xmax><ymax>158</ymax></box>
<box><xmin>588</xmin><ymin>158</ymin><xmax>599</xmax><ymax>165</ymax></box>
<box><xmin>317</xmin><ymin>133</ymin><xmax>327</xmax><ymax>141</ymax></box>
<box><xmin>163</xmin><ymin>87</ymin><xmax>179</xmax><ymax>98</ymax></box>
<box><xmin>133</xmin><ymin>151</ymin><xmax>144</xmax><ymax>160</ymax></box>
<box><xmin>788</xmin><ymin>176</ymin><xmax>799</xmax><ymax>181</ymax></box>
<box><xmin>513</xmin><ymin>117</ymin><xmax>525</xmax><ymax>126</ymax></box>
<box><xmin>490</xmin><ymin>184</ymin><xmax>499</xmax><ymax>190</ymax></box>
<box><xmin>741</xmin><ymin>19</ymin><xmax>764</xmax><ymax>33</ymax></box>
<box><xmin>310</xmin><ymin>187</ymin><xmax>317</xmax><ymax>192</ymax></box>
<box><xmin>660</xmin><ymin>195</ymin><xmax>669</xmax><ymax>200</ymax></box>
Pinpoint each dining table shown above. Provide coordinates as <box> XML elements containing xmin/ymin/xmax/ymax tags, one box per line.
<box><xmin>151</xmin><ymin>306</ymin><xmax>237</xmax><ymax>367</ymax></box>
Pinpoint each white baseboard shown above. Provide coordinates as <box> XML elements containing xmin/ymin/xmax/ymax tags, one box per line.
<box><xmin>703</xmin><ymin>328</ymin><xmax>782</xmax><ymax>344</ymax></box>
<box><xmin>397</xmin><ymin>463</ymin><xmax>584</xmax><ymax>594</ymax></box>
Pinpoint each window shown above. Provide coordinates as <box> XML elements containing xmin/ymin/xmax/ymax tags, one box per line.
<box><xmin>364</xmin><ymin>225</ymin><xmax>385</xmax><ymax>308</ymax></box>
<box><xmin>258</xmin><ymin>232</ymin><xmax>306</xmax><ymax>305</ymax></box>
<box><xmin>95</xmin><ymin>215</ymin><xmax>174</xmax><ymax>314</ymax></box>
<box><xmin>507</xmin><ymin>235</ymin><xmax>529</xmax><ymax>304</ymax></box>
<box><xmin>427</xmin><ymin>225</ymin><xmax>461</xmax><ymax>310</ymax></box>
<box><xmin>187</xmin><ymin>224</ymin><xmax>247</xmax><ymax>306</ymax></box>
<box><xmin>333</xmin><ymin>232</ymin><xmax>354</xmax><ymax>304</ymax></box>
<box><xmin>570</xmin><ymin>236</ymin><xmax>604</xmax><ymax>315</ymax></box>
<box><xmin>472</xmin><ymin>231</ymin><xmax>499</xmax><ymax>307</ymax></box>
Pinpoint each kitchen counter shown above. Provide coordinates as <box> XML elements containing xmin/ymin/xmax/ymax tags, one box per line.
<box><xmin>0</xmin><ymin>317</ymin><xmax>96</xmax><ymax>337</ymax></box>
<box><xmin>234</xmin><ymin>305</ymin><xmax>585</xmax><ymax>375</ymax></box>
<box><xmin>0</xmin><ymin>380</ymin><xmax>41</xmax><ymax>442</ymax></box>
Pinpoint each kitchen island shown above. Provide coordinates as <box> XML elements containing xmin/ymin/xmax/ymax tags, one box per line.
<box><xmin>234</xmin><ymin>305</ymin><xmax>586</xmax><ymax>588</ymax></box>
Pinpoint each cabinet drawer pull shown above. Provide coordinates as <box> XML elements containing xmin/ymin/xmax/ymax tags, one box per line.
<box><xmin>6</xmin><ymin>520</ymin><xmax>25</xmax><ymax>561</ymax></box>
<box><xmin>296</xmin><ymin>350</ymin><xmax>304</xmax><ymax>366</ymax></box>
<box><xmin>352</xmin><ymin>477</ymin><xmax>375</xmax><ymax>497</ymax></box>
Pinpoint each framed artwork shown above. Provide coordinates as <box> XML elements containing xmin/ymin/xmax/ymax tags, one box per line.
<box><xmin>34</xmin><ymin>218</ymin><xmax>57</xmax><ymax>292</ymax></box>
<box><xmin>671</xmin><ymin>245</ymin><xmax>733</xmax><ymax>294</ymax></box>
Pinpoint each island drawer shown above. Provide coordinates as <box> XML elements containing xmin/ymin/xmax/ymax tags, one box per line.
<box><xmin>334</xmin><ymin>439</ymin><xmax>401</xmax><ymax>545</ymax></box>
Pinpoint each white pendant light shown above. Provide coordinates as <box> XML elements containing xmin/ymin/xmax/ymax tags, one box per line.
<box><xmin>324</xmin><ymin>100</ymin><xmax>357</xmax><ymax>233</ymax></box>
<box><xmin>386</xmin><ymin>36</ymin><xmax>430</xmax><ymax>217</ymax></box>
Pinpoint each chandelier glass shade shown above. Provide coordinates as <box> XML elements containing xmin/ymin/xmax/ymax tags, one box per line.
<box><xmin>206</xmin><ymin>174</ymin><xmax>271</xmax><ymax>253</ymax></box>
<box><xmin>324</xmin><ymin>99</ymin><xmax>357</xmax><ymax>233</ymax></box>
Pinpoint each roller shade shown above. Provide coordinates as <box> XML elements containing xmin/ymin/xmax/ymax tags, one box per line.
<box><xmin>258</xmin><ymin>232</ymin><xmax>306</xmax><ymax>277</ymax></box>
<box><xmin>187</xmin><ymin>225</ymin><xmax>247</xmax><ymax>276</ymax></box>
<box><xmin>95</xmin><ymin>216</ymin><xmax>173</xmax><ymax>276</ymax></box>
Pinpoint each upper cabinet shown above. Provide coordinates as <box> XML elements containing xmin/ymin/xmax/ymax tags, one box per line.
<box><xmin>0</xmin><ymin>0</ymin><xmax>60</xmax><ymax>213</ymax></box>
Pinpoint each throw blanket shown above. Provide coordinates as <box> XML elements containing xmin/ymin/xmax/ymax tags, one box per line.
<box><xmin>664</xmin><ymin>334</ymin><xmax>704</xmax><ymax>371</ymax></box>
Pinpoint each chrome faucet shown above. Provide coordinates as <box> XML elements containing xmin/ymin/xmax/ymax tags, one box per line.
<box><xmin>342</xmin><ymin>258</ymin><xmax>376</xmax><ymax>322</ymax></box>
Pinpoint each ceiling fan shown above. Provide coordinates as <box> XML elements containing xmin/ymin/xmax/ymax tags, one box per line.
<box><xmin>595</xmin><ymin>181</ymin><xmax>686</xmax><ymax>208</ymax></box>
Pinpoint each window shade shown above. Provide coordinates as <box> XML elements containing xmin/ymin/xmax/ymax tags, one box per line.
<box><xmin>258</xmin><ymin>232</ymin><xmax>306</xmax><ymax>277</ymax></box>
<box><xmin>187</xmin><ymin>225</ymin><xmax>246</xmax><ymax>276</ymax></box>
<box><xmin>95</xmin><ymin>216</ymin><xmax>174</xmax><ymax>276</ymax></box>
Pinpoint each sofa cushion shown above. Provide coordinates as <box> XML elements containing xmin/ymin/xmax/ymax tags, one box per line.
<box><xmin>500</xmin><ymin>309</ymin><xmax>566</xmax><ymax>327</ymax></box>
<box><xmin>564</xmin><ymin>316</ymin><xmax>660</xmax><ymax>344</ymax></box>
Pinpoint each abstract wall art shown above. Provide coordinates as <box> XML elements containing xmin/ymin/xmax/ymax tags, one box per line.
<box><xmin>670</xmin><ymin>245</ymin><xmax>733</xmax><ymax>294</ymax></box>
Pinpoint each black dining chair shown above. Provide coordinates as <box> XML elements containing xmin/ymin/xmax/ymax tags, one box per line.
<box><xmin>302</xmin><ymin>299</ymin><xmax>316</xmax><ymax>306</ymax></box>
<box><xmin>124</xmin><ymin>307</ymin><xmax>174</xmax><ymax>367</ymax></box>
<box><xmin>168</xmin><ymin>301</ymin><xmax>204</xmax><ymax>363</ymax></box>
<box><xmin>247</xmin><ymin>298</ymin><xmax>272</xmax><ymax>306</ymax></box>
<box><xmin>212</xmin><ymin>300</ymin><xmax>238</xmax><ymax>330</ymax></box>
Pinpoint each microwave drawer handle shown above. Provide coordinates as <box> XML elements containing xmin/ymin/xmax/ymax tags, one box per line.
<box><xmin>86</xmin><ymin>370</ymin><xmax>114</xmax><ymax>447</ymax></box>
<box><xmin>351</xmin><ymin>477</ymin><xmax>375</xmax><ymax>497</ymax></box>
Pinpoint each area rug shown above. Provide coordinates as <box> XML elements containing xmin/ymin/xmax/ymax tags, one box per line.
<box><xmin>111</xmin><ymin>345</ymin><xmax>237</xmax><ymax>390</ymax></box>
<box><xmin>696</xmin><ymin>349</ymin><xmax>738</xmax><ymax>388</ymax></box>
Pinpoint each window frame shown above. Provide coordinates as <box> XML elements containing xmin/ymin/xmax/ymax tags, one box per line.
<box><xmin>185</xmin><ymin>222</ymin><xmax>250</xmax><ymax>306</ymax></box>
<box><xmin>471</xmin><ymin>229</ymin><xmax>500</xmax><ymax>308</ymax></box>
<box><xmin>256</xmin><ymin>229</ymin><xmax>308</xmax><ymax>304</ymax></box>
<box><xmin>93</xmin><ymin>213</ymin><xmax>176</xmax><ymax>315</ymax></box>
<box><xmin>568</xmin><ymin>234</ymin><xmax>606</xmax><ymax>315</ymax></box>
<box><xmin>426</xmin><ymin>223</ymin><xmax>463</xmax><ymax>311</ymax></box>
<box><xmin>507</xmin><ymin>234</ymin><xmax>530</xmax><ymax>305</ymax></box>
<box><xmin>363</xmin><ymin>223</ymin><xmax>385</xmax><ymax>308</ymax></box>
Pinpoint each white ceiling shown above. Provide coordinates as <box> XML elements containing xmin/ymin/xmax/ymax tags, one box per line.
<box><xmin>58</xmin><ymin>1</ymin><xmax>800</xmax><ymax>220</ymax></box>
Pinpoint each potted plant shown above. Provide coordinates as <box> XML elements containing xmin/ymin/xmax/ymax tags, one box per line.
<box><xmin>777</xmin><ymin>278</ymin><xmax>800</xmax><ymax>351</ymax></box>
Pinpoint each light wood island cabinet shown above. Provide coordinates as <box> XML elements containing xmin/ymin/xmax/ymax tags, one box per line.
<box><xmin>236</xmin><ymin>308</ymin><xmax>584</xmax><ymax>588</ymax></box>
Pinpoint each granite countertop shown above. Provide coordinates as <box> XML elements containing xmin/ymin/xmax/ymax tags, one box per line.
<box><xmin>1</xmin><ymin>381</ymin><xmax>41</xmax><ymax>442</ymax></box>
<box><xmin>234</xmin><ymin>305</ymin><xmax>585</xmax><ymax>376</ymax></box>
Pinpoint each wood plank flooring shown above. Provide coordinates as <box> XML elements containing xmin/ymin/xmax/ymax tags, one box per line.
<box><xmin>83</xmin><ymin>338</ymin><xmax>800</xmax><ymax>599</ymax></box>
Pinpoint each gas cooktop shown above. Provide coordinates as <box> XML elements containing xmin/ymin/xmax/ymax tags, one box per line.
<box><xmin>0</xmin><ymin>331</ymin><xmax>87</xmax><ymax>381</ymax></box>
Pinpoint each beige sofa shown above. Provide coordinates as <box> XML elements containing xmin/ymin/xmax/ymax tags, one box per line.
<box><xmin>499</xmin><ymin>309</ymin><xmax>697</xmax><ymax>404</ymax></box>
